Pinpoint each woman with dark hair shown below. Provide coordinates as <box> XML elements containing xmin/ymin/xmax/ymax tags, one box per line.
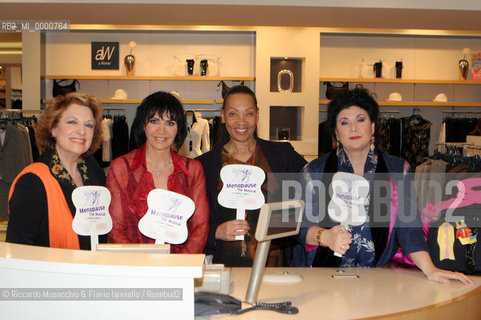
<box><xmin>292</xmin><ymin>87</ymin><xmax>472</xmax><ymax>285</ymax></box>
<box><xmin>106</xmin><ymin>91</ymin><xmax>209</xmax><ymax>253</ymax></box>
<box><xmin>196</xmin><ymin>85</ymin><xmax>307</xmax><ymax>267</ymax></box>
<box><xmin>7</xmin><ymin>92</ymin><xmax>105</xmax><ymax>250</ymax></box>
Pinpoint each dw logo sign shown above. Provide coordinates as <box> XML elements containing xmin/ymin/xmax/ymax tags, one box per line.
<box><xmin>91</xmin><ymin>42</ymin><xmax>119</xmax><ymax>70</ymax></box>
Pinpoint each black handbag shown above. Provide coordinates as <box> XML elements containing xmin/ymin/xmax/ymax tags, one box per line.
<box><xmin>324</xmin><ymin>82</ymin><xmax>349</xmax><ymax>100</ymax></box>
<box><xmin>217</xmin><ymin>80</ymin><xmax>245</xmax><ymax>99</ymax></box>
<box><xmin>52</xmin><ymin>79</ymin><xmax>79</xmax><ymax>97</ymax></box>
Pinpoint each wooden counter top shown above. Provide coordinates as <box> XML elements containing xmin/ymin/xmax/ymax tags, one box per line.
<box><xmin>204</xmin><ymin>267</ymin><xmax>481</xmax><ymax>320</ymax></box>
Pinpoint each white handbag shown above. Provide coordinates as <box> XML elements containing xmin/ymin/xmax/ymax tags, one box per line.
<box><xmin>382</xmin><ymin>61</ymin><xmax>395</xmax><ymax>79</ymax></box>
<box><xmin>208</xmin><ymin>56</ymin><xmax>220</xmax><ymax>76</ymax></box>
<box><xmin>173</xmin><ymin>55</ymin><xmax>187</xmax><ymax>76</ymax></box>
<box><xmin>360</xmin><ymin>59</ymin><xmax>374</xmax><ymax>79</ymax></box>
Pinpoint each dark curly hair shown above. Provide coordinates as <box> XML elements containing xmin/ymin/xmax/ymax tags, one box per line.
<box><xmin>35</xmin><ymin>91</ymin><xmax>103</xmax><ymax>158</ymax></box>
<box><xmin>327</xmin><ymin>87</ymin><xmax>379</xmax><ymax>134</ymax></box>
<box><xmin>130</xmin><ymin>91</ymin><xmax>187</xmax><ymax>151</ymax></box>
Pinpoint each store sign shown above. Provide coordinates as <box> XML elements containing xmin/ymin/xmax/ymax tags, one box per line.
<box><xmin>91</xmin><ymin>41</ymin><xmax>119</xmax><ymax>70</ymax></box>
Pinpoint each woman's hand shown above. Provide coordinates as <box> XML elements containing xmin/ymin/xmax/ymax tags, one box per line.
<box><xmin>410</xmin><ymin>251</ymin><xmax>473</xmax><ymax>285</ymax></box>
<box><xmin>307</xmin><ymin>225</ymin><xmax>352</xmax><ymax>254</ymax></box>
<box><xmin>215</xmin><ymin>220</ymin><xmax>250</xmax><ymax>241</ymax></box>
<box><xmin>424</xmin><ymin>268</ymin><xmax>473</xmax><ymax>285</ymax></box>
<box><xmin>323</xmin><ymin>225</ymin><xmax>352</xmax><ymax>255</ymax></box>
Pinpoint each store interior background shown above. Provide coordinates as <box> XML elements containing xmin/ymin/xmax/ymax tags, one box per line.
<box><xmin>1</xmin><ymin>0</ymin><xmax>481</xmax><ymax>159</ymax></box>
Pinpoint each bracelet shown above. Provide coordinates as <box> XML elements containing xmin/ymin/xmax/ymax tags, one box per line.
<box><xmin>316</xmin><ymin>228</ymin><xmax>327</xmax><ymax>247</ymax></box>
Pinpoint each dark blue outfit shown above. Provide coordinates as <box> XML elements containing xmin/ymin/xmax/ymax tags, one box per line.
<box><xmin>196</xmin><ymin>138</ymin><xmax>307</xmax><ymax>258</ymax></box>
<box><xmin>292</xmin><ymin>147</ymin><xmax>427</xmax><ymax>268</ymax></box>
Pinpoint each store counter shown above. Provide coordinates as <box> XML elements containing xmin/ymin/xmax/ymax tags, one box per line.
<box><xmin>202</xmin><ymin>267</ymin><xmax>481</xmax><ymax>320</ymax></box>
<box><xmin>1</xmin><ymin>241</ymin><xmax>480</xmax><ymax>320</ymax></box>
<box><xmin>0</xmin><ymin>242</ymin><xmax>204</xmax><ymax>319</ymax></box>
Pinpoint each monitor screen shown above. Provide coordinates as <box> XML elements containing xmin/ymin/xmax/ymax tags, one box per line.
<box><xmin>266</xmin><ymin>207</ymin><xmax>299</xmax><ymax>236</ymax></box>
<box><xmin>255</xmin><ymin>200</ymin><xmax>304</xmax><ymax>242</ymax></box>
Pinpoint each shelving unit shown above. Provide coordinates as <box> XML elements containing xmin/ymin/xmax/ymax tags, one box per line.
<box><xmin>319</xmin><ymin>78</ymin><xmax>481</xmax><ymax>85</ymax></box>
<box><xmin>43</xmin><ymin>76</ymin><xmax>254</xmax><ymax>105</ymax></box>
<box><xmin>319</xmin><ymin>78</ymin><xmax>481</xmax><ymax>107</ymax></box>
<box><xmin>42</xmin><ymin>98</ymin><xmax>214</xmax><ymax>105</ymax></box>
<box><xmin>44</xmin><ymin>75</ymin><xmax>255</xmax><ymax>81</ymax></box>
<box><xmin>319</xmin><ymin>100</ymin><xmax>481</xmax><ymax>107</ymax></box>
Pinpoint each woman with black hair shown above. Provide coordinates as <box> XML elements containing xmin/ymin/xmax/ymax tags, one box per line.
<box><xmin>106</xmin><ymin>91</ymin><xmax>209</xmax><ymax>253</ymax></box>
<box><xmin>292</xmin><ymin>87</ymin><xmax>471</xmax><ymax>285</ymax></box>
<box><xmin>197</xmin><ymin>85</ymin><xmax>307</xmax><ymax>266</ymax></box>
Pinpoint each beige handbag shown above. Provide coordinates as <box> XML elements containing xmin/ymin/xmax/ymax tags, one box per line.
<box><xmin>173</xmin><ymin>55</ymin><xmax>187</xmax><ymax>76</ymax></box>
<box><xmin>382</xmin><ymin>61</ymin><xmax>395</xmax><ymax>79</ymax></box>
<box><xmin>360</xmin><ymin>59</ymin><xmax>374</xmax><ymax>78</ymax></box>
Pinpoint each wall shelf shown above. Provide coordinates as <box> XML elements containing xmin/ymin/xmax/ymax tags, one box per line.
<box><xmin>44</xmin><ymin>75</ymin><xmax>255</xmax><ymax>81</ymax></box>
<box><xmin>42</xmin><ymin>99</ymin><xmax>214</xmax><ymax>105</ymax></box>
<box><xmin>319</xmin><ymin>100</ymin><xmax>481</xmax><ymax>107</ymax></box>
<box><xmin>319</xmin><ymin>78</ymin><xmax>481</xmax><ymax>85</ymax></box>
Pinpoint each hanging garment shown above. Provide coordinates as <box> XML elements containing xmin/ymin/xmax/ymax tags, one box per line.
<box><xmin>401</xmin><ymin>115</ymin><xmax>431</xmax><ymax>169</ymax></box>
<box><xmin>376</xmin><ymin>117</ymin><xmax>401</xmax><ymax>157</ymax></box>
<box><xmin>179</xmin><ymin>112</ymin><xmax>210</xmax><ymax>158</ymax></box>
<box><xmin>101</xmin><ymin>117</ymin><xmax>113</xmax><ymax>162</ymax></box>
<box><xmin>318</xmin><ymin>120</ymin><xmax>334</xmax><ymax>157</ymax></box>
<box><xmin>444</xmin><ymin>116</ymin><xmax>479</xmax><ymax>143</ymax></box>
<box><xmin>437</xmin><ymin>122</ymin><xmax>446</xmax><ymax>153</ymax></box>
<box><xmin>0</xmin><ymin>122</ymin><xmax>33</xmax><ymax>218</ymax></box>
<box><xmin>112</xmin><ymin>115</ymin><xmax>129</xmax><ymax>159</ymax></box>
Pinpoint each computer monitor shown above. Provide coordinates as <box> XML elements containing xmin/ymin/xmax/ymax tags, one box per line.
<box><xmin>255</xmin><ymin>200</ymin><xmax>305</xmax><ymax>242</ymax></box>
<box><xmin>245</xmin><ymin>200</ymin><xmax>305</xmax><ymax>304</ymax></box>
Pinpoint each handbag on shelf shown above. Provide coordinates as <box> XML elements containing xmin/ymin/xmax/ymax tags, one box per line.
<box><xmin>324</xmin><ymin>82</ymin><xmax>349</xmax><ymax>100</ymax></box>
<box><xmin>52</xmin><ymin>79</ymin><xmax>79</xmax><ymax>97</ymax></box>
<box><xmin>217</xmin><ymin>80</ymin><xmax>245</xmax><ymax>98</ymax></box>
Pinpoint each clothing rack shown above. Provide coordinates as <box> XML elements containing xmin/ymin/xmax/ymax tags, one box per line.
<box><xmin>442</xmin><ymin>110</ymin><xmax>481</xmax><ymax>113</ymax></box>
<box><xmin>435</xmin><ymin>142</ymin><xmax>474</xmax><ymax>147</ymax></box>
<box><xmin>1</xmin><ymin>109</ymin><xmax>41</xmax><ymax>120</ymax></box>
<box><xmin>434</xmin><ymin>142</ymin><xmax>478</xmax><ymax>156</ymax></box>
<box><xmin>442</xmin><ymin>110</ymin><xmax>481</xmax><ymax>116</ymax></box>
<box><xmin>1</xmin><ymin>109</ymin><xmax>42</xmax><ymax>114</ymax></box>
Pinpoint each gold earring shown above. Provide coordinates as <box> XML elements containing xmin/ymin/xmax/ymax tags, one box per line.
<box><xmin>336</xmin><ymin>138</ymin><xmax>340</xmax><ymax>155</ymax></box>
<box><xmin>370</xmin><ymin>136</ymin><xmax>375</xmax><ymax>152</ymax></box>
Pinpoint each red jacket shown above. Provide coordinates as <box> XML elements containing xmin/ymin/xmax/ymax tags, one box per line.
<box><xmin>106</xmin><ymin>143</ymin><xmax>209</xmax><ymax>253</ymax></box>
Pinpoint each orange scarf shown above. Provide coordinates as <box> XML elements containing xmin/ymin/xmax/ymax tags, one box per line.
<box><xmin>9</xmin><ymin>163</ymin><xmax>80</xmax><ymax>249</ymax></box>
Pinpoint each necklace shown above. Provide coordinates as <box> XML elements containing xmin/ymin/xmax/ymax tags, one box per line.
<box><xmin>146</xmin><ymin>157</ymin><xmax>172</xmax><ymax>178</ymax></box>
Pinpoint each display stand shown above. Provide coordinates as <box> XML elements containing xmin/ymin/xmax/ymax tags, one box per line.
<box><xmin>0</xmin><ymin>242</ymin><xmax>204</xmax><ymax>320</ymax></box>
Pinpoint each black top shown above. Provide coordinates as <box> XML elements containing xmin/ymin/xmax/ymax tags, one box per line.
<box><xmin>6</xmin><ymin>150</ymin><xmax>106</xmax><ymax>250</ymax></box>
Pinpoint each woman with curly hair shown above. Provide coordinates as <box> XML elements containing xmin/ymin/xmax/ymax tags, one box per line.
<box><xmin>7</xmin><ymin>92</ymin><xmax>105</xmax><ymax>250</ymax></box>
